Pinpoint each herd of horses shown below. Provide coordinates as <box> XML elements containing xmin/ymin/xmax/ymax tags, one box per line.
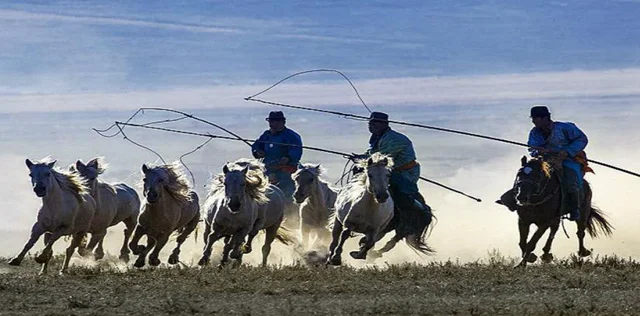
<box><xmin>7</xmin><ymin>153</ymin><xmax>614</xmax><ymax>274</ymax></box>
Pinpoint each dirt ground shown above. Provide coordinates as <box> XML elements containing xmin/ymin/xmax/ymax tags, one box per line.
<box><xmin>1</xmin><ymin>254</ymin><xmax>639</xmax><ymax>316</ymax></box>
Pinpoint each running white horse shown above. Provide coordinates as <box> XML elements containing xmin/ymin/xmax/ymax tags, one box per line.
<box><xmin>327</xmin><ymin>153</ymin><xmax>395</xmax><ymax>265</ymax></box>
<box><xmin>73</xmin><ymin>158</ymin><xmax>140</xmax><ymax>262</ymax></box>
<box><xmin>129</xmin><ymin>162</ymin><xmax>200</xmax><ymax>268</ymax></box>
<box><xmin>292</xmin><ymin>163</ymin><xmax>337</xmax><ymax>249</ymax></box>
<box><xmin>199</xmin><ymin>159</ymin><xmax>293</xmax><ymax>267</ymax></box>
<box><xmin>8</xmin><ymin>158</ymin><xmax>96</xmax><ymax>274</ymax></box>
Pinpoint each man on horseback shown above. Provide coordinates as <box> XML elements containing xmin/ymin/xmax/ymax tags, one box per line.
<box><xmin>251</xmin><ymin>111</ymin><xmax>303</xmax><ymax>201</ymax></box>
<box><xmin>350</xmin><ymin>112</ymin><xmax>433</xmax><ymax>241</ymax></box>
<box><xmin>527</xmin><ymin>105</ymin><xmax>589</xmax><ymax>221</ymax></box>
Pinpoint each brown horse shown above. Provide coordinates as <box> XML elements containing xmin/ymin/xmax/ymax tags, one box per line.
<box><xmin>498</xmin><ymin>156</ymin><xmax>613</xmax><ymax>267</ymax></box>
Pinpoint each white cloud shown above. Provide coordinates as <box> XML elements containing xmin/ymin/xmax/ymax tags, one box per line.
<box><xmin>1</xmin><ymin>67</ymin><xmax>639</xmax><ymax>113</ymax></box>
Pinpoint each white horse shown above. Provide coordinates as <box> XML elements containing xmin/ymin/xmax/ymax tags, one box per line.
<box><xmin>199</xmin><ymin>159</ymin><xmax>292</xmax><ymax>267</ymax></box>
<box><xmin>73</xmin><ymin>158</ymin><xmax>140</xmax><ymax>262</ymax></box>
<box><xmin>327</xmin><ymin>153</ymin><xmax>395</xmax><ymax>266</ymax></box>
<box><xmin>129</xmin><ymin>163</ymin><xmax>200</xmax><ymax>268</ymax></box>
<box><xmin>9</xmin><ymin>158</ymin><xmax>96</xmax><ymax>274</ymax></box>
<box><xmin>293</xmin><ymin>163</ymin><xmax>337</xmax><ymax>249</ymax></box>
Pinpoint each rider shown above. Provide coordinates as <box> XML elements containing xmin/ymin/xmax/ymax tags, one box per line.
<box><xmin>351</xmin><ymin>111</ymin><xmax>432</xmax><ymax>240</ymax></box>
<box><xmin>527</xmin><ymin>105</ymin><xmax>589</xmax><ymax>221</ymax></box>
<box><xmin>251</xmin><ymin>111</ymin><xmax>303</xmax><ymax>201</ymax></box>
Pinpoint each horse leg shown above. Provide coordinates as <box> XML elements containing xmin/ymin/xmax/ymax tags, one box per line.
<box><xmin>327</xmin><ymin>221</ymin><xmax>351</xmax><ymax>266</ymax></box>
<box><xmin>119</xmin><ymin>216</ymin><xmax>137</xmax><ymax>262</ymax></box>
<box><xmin>350</xmin><ymin>228</ymin><xmax>377</xmax><ymax>260</ymax></box>
<box><xmin>8</xmin><ymin>222</ymin><xmax>45</xmax><ymax>266</ymax></box>
<box><xmin>220</xmin><ymin>236</ymin><xmax>233</xmax><ymax>267</ymax></box>
<box><xmin>148</xmin><ymin>233</ymin><xmax>170</xmax><ymax>267</ymax></box>
<box><xmin>133</xmin><ymin>234</ymin><xmax>157</xmax><ymax>268</ymax></box>
<box><xmin>261</xmin><ymin>224</ymin><xmax>279</xmax><ymax>267</ymax></box>
<box><xmin>82</xmin><ymin>230</ymin><xmax>106</xmax><ymax>259</ymax></box>
<box><xmin>36</xmin><ymin>229</ymin><xmax>66</xmax><ymax>274</ymax></box>
<box><xmin>129</xmin><ymin>224</ymin><xmax>147</xmax><ymax>255</ymax></box>
<box><xmin>370</xmin><ymin>233</ymin><xmax>402</xmax><ymax>260</ymax></box>
<box><xmin>198</xmin><ymin>230</ymin><xmax>224</xmax><ymax>266</ymax></box>
<box><xmin>37</xmin><ymin>232</ymin><xmax>52</xmax><ymax>275</ymax></box>
<box><xmin>60</xmin><ymin>232</ymin><xmax>84</xmax><ymax>274</ymax></box>
<box><xmin>95</xmin><ymin>238</ymin><xmax>105</xmax><ymax>260</ymax></box>
<box><xmin>541</xmin><ymin>220</ymin><xmax>560</xmax><ymax>263</ymax></box>
<box><xmin>515</xmin><ymin>219</ymin><xmax>531</xmax><ymax>267</ymax></box>
<box><xmin>577</xmin><ymin>193</ymin><xmax>592</xmax><ymax>257</ymax></box>
<box><xmin>300</xmin><ymin>221</ymin><xmax>312</xmax><ymax>250</ymax></box>
<box><xmin>517</xmin><ymin>225</ymin><xmax>550</xmax><ymax>267</ymax></box>
<box><xmin>168</xmin><ymin>216</ymin><xmax>199</xmax><ymax>265</ymax></box>
<box><xmin>229</xmin><ymin>228</ymin><xmax>250</xmax><ymax>260</ymax></box>
<box><xmin>202</xmin><ymin>222</ymin><xmax>211</xmax><ymax>251</ymax></box>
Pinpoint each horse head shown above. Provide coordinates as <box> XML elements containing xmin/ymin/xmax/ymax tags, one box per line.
<box><xmin>365</xmin><ymin>156</ymin><xmax>392</xmax><ymax>203</ymax></box>
<box><xmin>26</xmin><ymin>158</ymin><xmax>56</xmax><ymax>197</ymax></box>
<box><xmin>222</xmin><ymin>164</ymin><xmax>249</xmax><ymax>213</ymax></box>
<box><xmin>514</xmin><ymin>156</ymin><xmax>553</xmax><ymax>206</ymax></box>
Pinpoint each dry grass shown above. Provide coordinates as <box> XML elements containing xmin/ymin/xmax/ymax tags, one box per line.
<box><xmin>1</xmin><ymin>253</ymin><xmax>640</xmax><ymax>315</ymax></box>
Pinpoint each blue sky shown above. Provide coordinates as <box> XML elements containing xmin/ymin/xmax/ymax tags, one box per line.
<box><xmin>0</xmin><ymin>1</ymin><xmax>639</xmax><ymax>110</ymax></box>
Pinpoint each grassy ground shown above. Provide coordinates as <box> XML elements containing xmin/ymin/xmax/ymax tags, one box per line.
<box><xmin>1</xmin><ymin>254</ymin><xmax>639</xmax><ymax>316</ymax></box>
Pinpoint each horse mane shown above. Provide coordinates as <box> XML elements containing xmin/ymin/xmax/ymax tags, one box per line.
<box><xmin>147</xmin><ymin>162</ymin><xmax>193</xmax><ymax>204</ymax></box>
<box><xmin>207</xmin><ymin>159</ymin><xmax>269</xmax><ymax>204</ymax></box>
<box><xmin>336</xmin><ymin>153</ymin><xmax>395</xmax><ymax>209</ymax></box>
<box><xmin>69</xmin><ymin>157</ymin><xmax>117</xmax><ymax>195</ymax></box>
<box><xmin>34</xmin><ymin>157</ymin><xmax>89</xmax><ymax>200</ymax></box>
<box><xmin>529</xmin><ymin>157</ymin><xmax>553</xmax><ymax>178</ymax></box>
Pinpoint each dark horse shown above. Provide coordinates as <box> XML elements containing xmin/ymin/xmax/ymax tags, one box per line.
<box><xmin>498</xmin><ymin>156</ymin><xmax>613</xmax><ymax>267</ymax></box>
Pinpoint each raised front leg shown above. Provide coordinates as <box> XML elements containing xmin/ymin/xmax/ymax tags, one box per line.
<box><xmin>36</xmin><ymin>228</ymin><xmax>67</xmax><ymax>274</ymax></box>
<box><xmin>350</xmin><ymin>228</ymin><xmax>378</xmax><ymax>260</ymax></box>
<box><xmin>8</xmin><ymin>222</ymin><xmax>45</xmax><ymax>266</ymax></box>
<box><xmin>229</xmin><ymin>228</ymin><xmax>251</xmax><ymax>260</ymax></box>
<box><xmin>517</xmin><ymin>224</ymin><xmax>550</xmax><ymax>268</ymax></box>
<box><xmin>148</xmin><ymin>233</ymin><xmax>170</xmax><ymax>266</ymax></box>
<box><xmin>133</xmin><ymin>234</ymin><xmax>157</xmax><ymax>268</ymax></box>
<box><xmin>129</xmin><ymin>224</ymin><xmax>146</xmax><ymax>255</ymax></box>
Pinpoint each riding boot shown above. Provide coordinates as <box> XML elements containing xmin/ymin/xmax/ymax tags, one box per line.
<box><xmin>565</xmin><ymin>189</ymin><xmax>581</xmax><ymax>221</ymax></box>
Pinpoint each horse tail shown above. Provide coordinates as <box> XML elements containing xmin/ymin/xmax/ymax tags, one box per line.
<box><xmin>586</xmin><ymin>204</ymin><xmax>613</xmax><ymax>238</ymax></box>
<box><xmin>405</xmin><ymin>212</ymin><xmax>437</xmax><ymax>255</ymax></box>
<box><xmin>275</xmin><ymin>225</ymin><xmax>297</xmax><ymax>246</ymax></box>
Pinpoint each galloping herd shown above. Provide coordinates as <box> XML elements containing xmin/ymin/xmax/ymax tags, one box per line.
<box><xmin>8</xmin><ymin>153</ymin><xmax>409</xmax><ymax>274</ymax></box>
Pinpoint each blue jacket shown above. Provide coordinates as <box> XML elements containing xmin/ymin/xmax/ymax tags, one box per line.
<box><xmin>528</xmin><ymin>121</ymin><xmax>588</xmax><ymax>182</ymax></box>
<box><xmin>251</xmin><ymin>127</ymin><xmax>303</xmax><ymax>172</ymax></box>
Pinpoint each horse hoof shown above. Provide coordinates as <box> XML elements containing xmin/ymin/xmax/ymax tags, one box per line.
<box><xmin>149</xmin><ymin>257</ymin><xmax>161</xmax><ymax>267</ymax></box>
<box><xmin>133</xmin><ymin>258</ymin><xmax>145</xmax><ymax>268</ymax></box>
<box><xmin>349</xmin><ymin>251</ymin><xmax>366</xmax><ymax>260</ymax></box>
<box><xmin>230</xmin><ymin>250</ymin><xmax>242</xmax><ymax>260</ymax></box>
<box><xmin>34</xmin><ymin>253</ymin><xmax>49</xmax><ymax>264</ymax></box>
<box><xmin>578</xmin><ymin>249</ymin><xmax>592</xmax><ymax>257</ymax></box>
<box><xmin>197</xmin><ymin>257</ymin><xmax>209</xmax><ymax>267</ymax></box>
<box><xmin>541</xmin><ymin>253</ymin><xmax>554</xmax><ymax>263</ymax></box>
<box><xmin>168</xmin><ymin>254</ymin><xmax>179</xmax><ymax>265</ymax></box>
<box><xmin>119</xmin><ymin>253</ymin><xmax>130</xmax><ymax>263</ymax></box>
<box><xmin>94</xmin><ymin>252</ymin><xmax>105</xmax><ymax>261</ymax></box>
<box><xmin>514</xmin><ymin>261</ymin><xmax>527</xmax><ymax>269</ymax></box>
<box><xmin>241</xmin><ymin>244</ymin><xmax>252</xmax><ymax>254</ymax></box>
<box><xmin>526</xmin><ymin>253</ymin><xmax>538</xmax><ymax>263</ymax></box>
<box><xmin>8</xmin><ymin>257</ymin><xmax>22</xmax><ymax>266</ymax></box>
<box><xmin>130</xmin><ymin>245</ymin><xmax>145</xmax><ymax>256</ymax></box>
<box><xmin>326</xmin><ymin>257</ymin><xmax>342</xmax><ymax>266</ymax></box>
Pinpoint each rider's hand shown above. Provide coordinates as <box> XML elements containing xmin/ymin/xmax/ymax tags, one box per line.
<box><xmin>557</xmin><ymin>150</ymin><xmax>568</xmax><ymax>160</ymax></box>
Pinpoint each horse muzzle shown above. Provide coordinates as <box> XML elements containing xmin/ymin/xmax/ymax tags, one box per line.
<box><xmin>33</xmin><ymin>187</ymin><xmax>46</xmax><ymax>197</ymax></box>
<box><xmin>375</xmin><ymin>193</ymin><xmax>389</xmax><ymax>203</ymax></box>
